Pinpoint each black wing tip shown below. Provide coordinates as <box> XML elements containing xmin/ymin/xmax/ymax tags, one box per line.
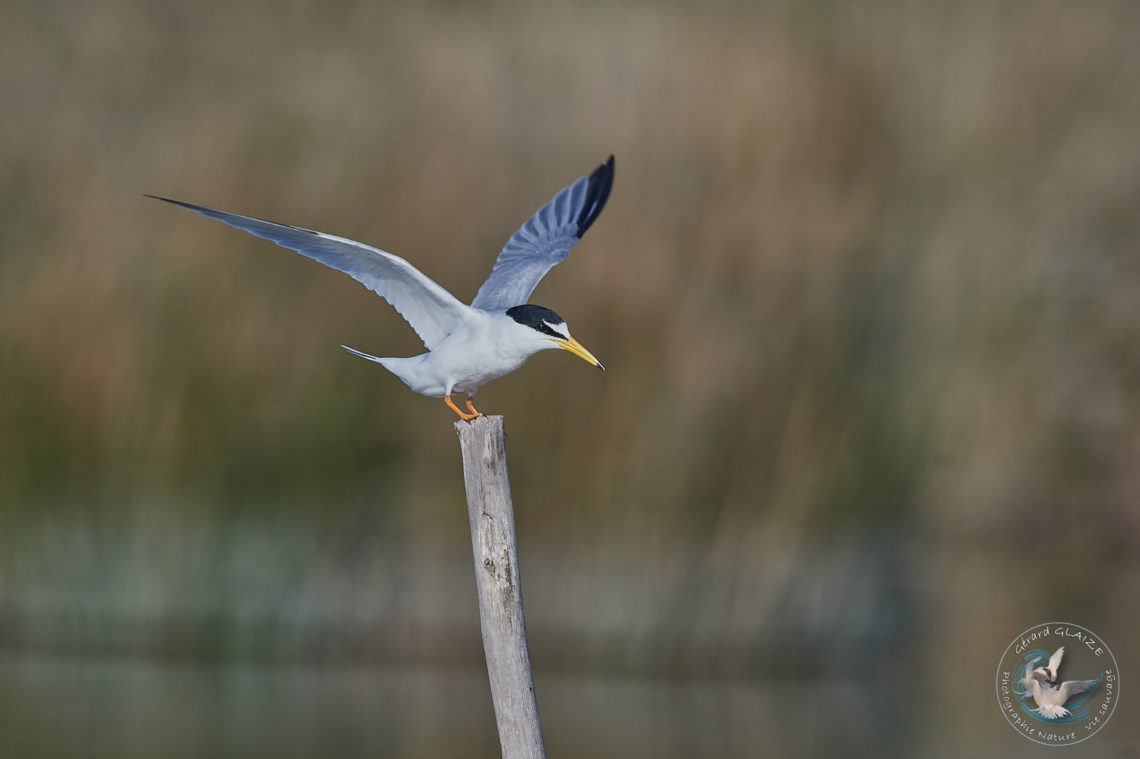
<box><xmin>144</xmin><ymin>194</ymin><xmax>211</xmax><ymax>214</ymax></box>
<box><xmin>146</xmin><ymin>194</ymin><xmax>322</xmax><ymax>236</ymax></box>
<box><xmin>575</xmin><ymin>155</ymin><xmax>615</xmax><ymax>238</ymax></box>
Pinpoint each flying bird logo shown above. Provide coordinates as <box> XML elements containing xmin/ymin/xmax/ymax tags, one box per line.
<box><xmin>1018</xmin><ymin>646</ymin><xmax>1103</xmax><ymax>720</ymax></box>
<box><xmin>996</xmin><ymin>623</ymin><xmax>1118</xmax><ymax>746</ymax></box>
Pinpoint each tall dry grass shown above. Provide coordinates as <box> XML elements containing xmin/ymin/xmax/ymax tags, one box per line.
<box><xmin>1</xmin><ymin>0</ymin><xmax>1138</xmax><ymax>705</ymax></box>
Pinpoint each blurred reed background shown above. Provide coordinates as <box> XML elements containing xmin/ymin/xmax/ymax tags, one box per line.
<box><xmin>1</xmin><ymin>0</ymin><xmax>1138</xmax><ymax>756</ymax></box>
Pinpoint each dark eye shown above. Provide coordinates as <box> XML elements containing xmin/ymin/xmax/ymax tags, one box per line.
<box><xmin>539</xmin><ymin>324</ymin><xmax>560</xmax><ymax>338</ymax></box>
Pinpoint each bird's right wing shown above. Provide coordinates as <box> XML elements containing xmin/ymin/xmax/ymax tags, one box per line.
<box><xmin>150</xmin><ymin>197</ymin><xmax>471</xmax><ymax>350</ymax></box>
<box><xmin>1020</xmin><ymin>658</ymin><xmax>1044</xmax><ymax>694</ymax></box>
<box><xmin>470</xmin><ymin>156</ymin><xmax>614</xmax><ymax>311</ymax></box>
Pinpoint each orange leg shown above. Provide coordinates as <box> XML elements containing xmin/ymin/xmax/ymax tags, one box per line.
<box><xmin>445</xmin><ymin>395</ymin><xmax>481</xmax><ymax>422</ymax></box>
<box><xmin>465</xmin><ymin>398</ymin><xmax>482</xmax><ymax>417</ymax></box>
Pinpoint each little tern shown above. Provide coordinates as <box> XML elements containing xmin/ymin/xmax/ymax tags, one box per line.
<box><xmin>1019</xmin><ymin>647</ymin><xmax>1102</xmax><ymax>719</ymax></box>
<box><xmin>151</xmin><ymin>156</ymin><xmax>613</xmax><ymax>420</ymax></box>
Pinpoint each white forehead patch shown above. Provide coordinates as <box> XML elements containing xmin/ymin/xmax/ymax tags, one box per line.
<box><xmin>543</xmin><ymin>320</ymin><xmax>569</xmax><ymax>339</ymax></box>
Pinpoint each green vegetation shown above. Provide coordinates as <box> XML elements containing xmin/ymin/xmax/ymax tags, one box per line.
<box><xmin>1</xmin><ymin>0</ymin><xmax>1136</xmax><ymax>691</ymax></box>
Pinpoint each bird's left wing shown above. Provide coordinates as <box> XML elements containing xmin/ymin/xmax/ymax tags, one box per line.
<box><xmin>1060</xmin><ymin>678</ymin><xmax>1101</xmax><ymax>699</ymax></box>
<box><xmin>470</xmin><ymin>155</ymin><xmax>613</xmax><ymax>311</ymax></box>
<box><xmin>1047</xmin><ymin>647</ymin><xmax>1065</xmax><ymax>677</ymax></box>
<box><xmin>150</xmin><ymin>197</ymin><xmax>470</xmax><ymax>350</ymax></box>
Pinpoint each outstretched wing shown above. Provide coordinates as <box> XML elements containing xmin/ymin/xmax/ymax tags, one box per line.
<box><xmin>1060</xmin><ymin>678</ymin><xmax>1101</xmax><ymax>700</ymax></box>
<box><xmin>470</xmin><ymin>155</ymin><xmax>614</xmax><ymax>311</ymax></box>
<box><xmin>1047</xmin><ymin>647</ymin><xmax>1065</xmax><ymax>678</ymax></box>
<box><xmin>1020</xmin><ymin>658</ymin><xmax>1044</xmax><ymax>694</ymax></box>
<box><xmin>149</xmin><ymin>196</ymin><xmax>471</xmax><ymax>350</ymax></box>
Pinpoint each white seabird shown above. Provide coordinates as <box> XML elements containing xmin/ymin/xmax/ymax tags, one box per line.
<box><xmin>1019</xmin><ymin>646</ymin><xmax>1101</xmax><ymax>719</ymax></box>
<box><xmin>151</xmin><ymin>156</ymin><xmax>613</xmax><ymax>420</ymax></box>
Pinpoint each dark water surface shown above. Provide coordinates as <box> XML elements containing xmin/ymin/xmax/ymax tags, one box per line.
<box><xmin>2</xmin><ymin>654</ymin><xmax>1125</xmax><ymax>758</ymax></box>
<box><xmin>0</xmin><ymin>654</ymin><xmax>902</xmax><ymax>758</ymax></box>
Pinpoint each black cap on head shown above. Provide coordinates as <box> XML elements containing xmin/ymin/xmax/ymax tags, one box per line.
<box><xmin>507</xmin><ymin>304</ymin><xmax>566</xmax><ymax>337</ymax></box>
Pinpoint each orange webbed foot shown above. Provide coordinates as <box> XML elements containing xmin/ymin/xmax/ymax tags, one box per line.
<box><xmin>446</xmin><ymin>395</ymin><xmax>482</xmax><ymax>422</ymax></box>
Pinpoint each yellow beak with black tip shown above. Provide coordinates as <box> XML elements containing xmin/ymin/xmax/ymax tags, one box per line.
<box><xmin>554</xmin><ymin>336</ymin><xmax>605</xmax><ymax>371</ymax></box>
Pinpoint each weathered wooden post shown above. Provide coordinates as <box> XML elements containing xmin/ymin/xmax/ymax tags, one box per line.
<box><xmin>455</xmin><ymin>415</ymin><xmax>545</xmax><ymax>759</ymax></box>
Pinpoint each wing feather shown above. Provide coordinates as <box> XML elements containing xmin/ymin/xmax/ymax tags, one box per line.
<box><xmin>149</xmin><ymin>196</ymin><xmax>470</xmax><ymax>350</ymax></box>
<box><xmin>1061</xmin><ymin>678</ymin><xmax>1101</xmax><ymax>699</ymax></box>
<box><xmin>470</xmin><ymin>155</ymin><xmax>614</xmax><ymax>311</ymax></box>
<box><xmin>1047</xmin><ymin>647</ymin><xmax>1065</xmax><ymax>678</ymax></box>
